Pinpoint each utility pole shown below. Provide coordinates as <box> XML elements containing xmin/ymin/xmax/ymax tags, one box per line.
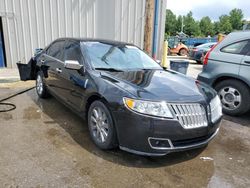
<box><xmin>181</xmin><ymin>16</ymin><xmax>184</xmax><ymax>33</ymax></box>
<box><xmin>143</xmin><ymin>0</ymin><xmax>154</xmax><ymax>55</ymax></box>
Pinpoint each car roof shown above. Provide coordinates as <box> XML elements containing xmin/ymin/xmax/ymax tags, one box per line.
<box><xmin>197</xmin><ymin>42</ymin><xmax>217</xmax><ymax>48</ymax></box>
<box><xmin>226</xmin><ymin>31</ymin><xmax>250</xmax><ymax>40</ymax></box>
<box><xmin>219</xmin><ymin>31</ymin><xmax>250</xmax><ymax>45</ymax></box>
<box><xmin>53</xmin><ymin>37</ymin><xmax>135</xmax><ymax>46</ymax></box>
<box><xmin>213</xmin><ymin>31</ymin><xmax>250</xmax><ymax>52</ymax></box>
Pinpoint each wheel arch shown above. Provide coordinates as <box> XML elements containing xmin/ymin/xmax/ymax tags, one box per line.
<box><xmin>85</xmin><ymin>93</ymin><xmax>110</xmax><ymax>119</ymax></box>
<box><xmin>212</xmin><ymin>75</ymin><xmax>250</xmax><ymax>89</ymax></box>
<box><xmin>178</xmin><ymin>47</ymin><xmax>188</xmax><ymax>54</ymax></box>
<box><xmin>212</xmin><ymin>75</ymin><xmax>250</xmax><ymax>115</ymax></box>
<box><xmin>35</xmin><ymin>65</ymin><xmax>49</xmax><ymax>79</ymax></box>
<box><xmin>85</xmin><ymin>93</ymin><xmax>120</xmax><ymax>145</ymax></box>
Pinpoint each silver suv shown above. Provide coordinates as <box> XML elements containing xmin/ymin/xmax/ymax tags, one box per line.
<box><xmin>198</xmin><ymin>31</ymin><xmax>250</xmax><ymax>116</ymax></box>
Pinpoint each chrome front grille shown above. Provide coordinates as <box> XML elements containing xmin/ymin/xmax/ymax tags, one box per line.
<box><xmin>169</xmin><ymin>103</ymin><xmax>208</xmax><ymax>129</ymax></box>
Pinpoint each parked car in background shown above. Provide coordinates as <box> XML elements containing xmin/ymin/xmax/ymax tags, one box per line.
<box><xmin>189</xmin><ymin>42</ymin><xmax>217</xmax><ymax>63</ymax></box>
<box><xmin>182</xmin><ymin>37</ymin><xmax>218</xmax><ymax>48</ymax></box>
<box><xmin>243</xmin><ymin>23</ymin><xmax>250</xmax><ymax>31</ymax></box>
<box><xmin>18</xmin><ymin>38</ymin><xmax>222</xmax><ymax>156</ymax></box>
<box><xmin>198</xmin><ymin>31</ymin><xmax>250</xmax><ymax>116</ymax></box>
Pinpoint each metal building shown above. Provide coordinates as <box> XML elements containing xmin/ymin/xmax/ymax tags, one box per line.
<box><xmin>0</xmin><ymin>0</ymin><xmax>166</xmax><ymax>68</ymax></box>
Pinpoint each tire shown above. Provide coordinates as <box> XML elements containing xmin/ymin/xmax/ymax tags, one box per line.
<box><xmin>87</xmin><ymin>100</ymin><xmax>118</xmax><ymax>150</ymax></box>
<box><xmin>179</xmin><ymin>48</ymin><xmax>188</xmax><ymax>56</ymax></box>
<box><xmin>215</xmin><ymin>79</ymin><xmax>250</xmax><ymax>116</ymax></box>
<box><xmin>196</xmin><ymin>60</ymin><xmax>202</xmax><ymax>64</ymax></box>
<box><xmin>36</xmin><ymin>71</ymin><xmax>49</xmax><ymax>98</ymax></box>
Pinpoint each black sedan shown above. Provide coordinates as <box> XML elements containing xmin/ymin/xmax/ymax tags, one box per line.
<box><xmin>189</xmin><ymin>42</ymin><xmax>216</xmax><ymax>63</ymax></box>
<box><xmin>22</xmin><ymin>38</ymin><xmax>222</xmax><ymax>156</ymax></box>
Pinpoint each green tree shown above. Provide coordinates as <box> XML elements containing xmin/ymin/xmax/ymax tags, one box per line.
<box><xmin>229</xmin><ymin>8</ymin><xmax>244</xmax><ymax>30</ymax></box>
<box><xmin>164</xmin><ymin>8</ymin><xmax>245</xmax><ymax>37</ymax></box>
<box><xmin>200</xmin><ymin>16</ymin><xmax>214</xmax><ymax>36</ymax></box>
<box><xmin>176</xmin><ymin>15</ymin><xmax>183</xmax><ymax>33</ymax></box>
<box><xmin>165</xmin><ymin>9</ymin><xmax>177</xmax><ymax>36</ymax></box>
<box><xmin>183</xmin><ymin>12</ymin><xmax>201</xmax><ymax>36</ymax></box>
<box><xmin>194</xmin><ymin>21</ymin><xmax>202</xmax><ymax>36</ymax></box>
<box><xmin>219</xmin><ymin>15</ymin><xmax>233</xmax><ymax>34</ymax></box>
<box><xmin>213</xmin><ymin>21</ymin><xmax>220</xmax><ymax>34</ymax></box>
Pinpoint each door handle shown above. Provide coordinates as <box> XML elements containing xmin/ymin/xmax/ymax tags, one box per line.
<box><xmin>56</xmin><ymin>68</ymin><xmax>62</xmax><ymax>73</ymax></box>
<box><xmin>244</xmin><ymin>61</ymin><xmax>250</xmax><ymax>64</ymax></box>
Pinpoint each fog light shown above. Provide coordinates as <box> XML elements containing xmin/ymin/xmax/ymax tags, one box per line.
<box><xmin>149</xmin><ymin>138</ymin><xmax>172</xmax><ymax>149</ymax></box>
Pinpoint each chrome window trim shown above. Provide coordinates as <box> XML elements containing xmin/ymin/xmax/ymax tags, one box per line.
<box><xmin>43</xmin><ymin>54</ymin><xmax>65</xmax><ymax>64</ymax></box>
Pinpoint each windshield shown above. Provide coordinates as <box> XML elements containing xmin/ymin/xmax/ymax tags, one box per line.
<box><xmin>81</xmin><ymin>42</ymin><xmax>162</xmax><ymax>70</ymax></box>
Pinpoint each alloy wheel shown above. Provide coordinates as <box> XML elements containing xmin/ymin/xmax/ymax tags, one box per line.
<box><xmin>36</xmin><ymin>74</ymin><xmax>43</xmax><ymax>95</ymax></box>
<box><xmin>218</xmin><ymin>86</ymin><xmax>241</xmax><ymax>111</ymax></box>
<box><xmin>90</xmin><ymin>107</ymin><xmax>109</xmax><ymax>143</ymax></box>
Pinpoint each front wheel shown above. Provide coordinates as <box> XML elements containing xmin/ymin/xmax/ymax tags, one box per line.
<box><xmin>88</xmin><ymin>100</ymin><xmax>118</xmax><ymax>150</ymax></box>
<box><xmin>179</xmin><ymin>48</ymin><xmax>188</xmax><ymax>56</ymax></box>
<box><xmin>215</xmin><ymin>79</ymin><xmax>250</xmax><ymax>116</ymax></box>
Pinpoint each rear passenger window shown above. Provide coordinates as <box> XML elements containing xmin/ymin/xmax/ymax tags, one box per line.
<box><xmin>221</xmin><ymin>40</ymin><xmax>249</xmax><ymax>55</ymax></box>
<box><xmin>46</xmin><ymin>40</ymin><xmax>65</xmax><ymax>60</ymax></box>
<box><xmin>242</xmin><ymin>41</ymin><xmax>250</xmax><ymax>56</ymax></box>
<box><xmin>64</xmin><ymin>41</ymin><xmax>83</xmax><ymax>63</ymax></box>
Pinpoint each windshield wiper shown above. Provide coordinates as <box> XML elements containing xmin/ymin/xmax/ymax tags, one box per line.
<box><xmin>95</xmin><ymin>68</ymin><xmax>124</xmax><ymax>72</ymax></box>
<box><xmin>140</xmin><ymin>68</ymin><xmax>163</xmax><ymax>71</ymax></box>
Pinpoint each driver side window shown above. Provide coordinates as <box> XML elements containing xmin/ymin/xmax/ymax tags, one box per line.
<box><xmin>46</xmin><ymin>40</ymin><xmax>65</xmax><ymax>61</ymax></box>
<box><xmin>64</xmin><ymin>41</ymin><xmax>84</xmax><ymax>63</ymax></box>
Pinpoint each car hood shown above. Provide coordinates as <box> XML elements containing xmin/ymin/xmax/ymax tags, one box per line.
<box><xmin>100</xmin><ymin>69</ymin><xmax>216</xmax><ymax>103</ymax></box>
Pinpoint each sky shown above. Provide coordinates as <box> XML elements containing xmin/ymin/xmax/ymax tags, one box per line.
<box><xmin>167</xmin><ymin>0</ymin><xmax>250</xmax><ymax>21</ymax></box>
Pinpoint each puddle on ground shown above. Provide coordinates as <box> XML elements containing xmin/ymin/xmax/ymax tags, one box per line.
<box><xmin>23</xmin><ymin>106</ymin><xmax>41</xmax><ymax>120</ymax></box>
<box><xmin>0</xmin><ymin>113</ymin><xmax>13</xmax><ymax>121</ymax></box>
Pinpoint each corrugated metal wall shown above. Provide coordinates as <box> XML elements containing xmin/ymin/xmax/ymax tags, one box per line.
<box><xmin>0</xmin><ymin>0</ymin><xmax>166</xmax><ymax>68</ymax></box>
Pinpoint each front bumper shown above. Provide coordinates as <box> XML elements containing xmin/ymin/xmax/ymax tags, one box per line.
<box><xmin>113</xmin><ymin>108</ymin><xmax>221</xmax><ymax>156</ymax></box>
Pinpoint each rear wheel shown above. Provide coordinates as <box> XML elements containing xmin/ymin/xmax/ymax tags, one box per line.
<box><xmin>215</xmin><ymin>79</ymin><xmax>250</xmax><ymax>116</ymax></box>
<box><xmin>36</xmin><ymin>71</ymin><xmax>49</xmax><ymax>98</ymax></box>
<box><xmin>88</xmin><ymin>100</ymin><xmax>118</xmax><ymax>149</ymax></box>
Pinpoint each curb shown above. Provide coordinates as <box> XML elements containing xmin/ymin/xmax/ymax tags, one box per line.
<box><xmin>0</xmin><ymin>78</ymin><xmax>20</xmax><ymax>83</ymax></box>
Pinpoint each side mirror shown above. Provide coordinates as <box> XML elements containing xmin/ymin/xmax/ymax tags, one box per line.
<box><xmin>33</xmin><ymin>48</ymin><xmax>43</xmax><ymax>57</ymax></box>
<box><xmin>64</xmin><ymin>60</ymin><xmax>83</xmax><ymax>70</ymax></box>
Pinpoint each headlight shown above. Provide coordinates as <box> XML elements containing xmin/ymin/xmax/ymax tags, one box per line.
<box><xmin>210</xmin><ymin>95</ymin><xmax>222</xmax><ymax>123</ymax></box>
<box><xmin>123</xmin><ymin>97</ymin><xmax>173</xmax><ymax>118</ymax></box>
